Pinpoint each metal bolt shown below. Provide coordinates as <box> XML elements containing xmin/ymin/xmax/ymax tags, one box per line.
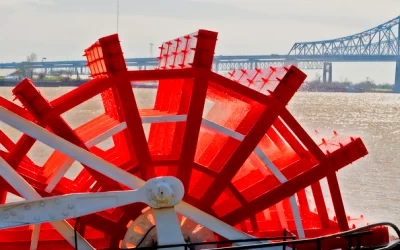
<box><xmin>2</xmin><ymin>214</ymin><xmax>9</xmax><ymax>219</ymax></box>
<box><xmin>18</xmin><ymin>215</ymin><xmax>24</xmax><ymax>220</ymax></box>
<box><xmin>24</xmin><ymin>205</ymin><xmax>31</xmax><ymax>210</ymax></box>
<box><xmin>50</xmin><ymin>215</ymin><xmax>55</xmax><ymax>220</ymax></box>
<box><xmin>40</xmin><ymin>201</ymin><xmax>45</xmax><ymax>207</ymax></box>
<box><xmin>34</xmin><ymin>216</ymin><xmax>40</xmax><ymax>221</ymax></box>
<box><xmin>55</xmin><ymin>199</ymin><xmax>61</xmax><ymax>205</ymax></box>
<box><xmin>68</xmin><ymin>204</ymin><xmax>74</xmax><ymax>209</ymax></box>
<box><xmin>62</xmin><ymin>211</ymin><xmax>69</xmax><ymax>216</ymax></box>
<box><xmin>11</xmin><ymin>211</ymin><xmax>16</xmax><ymax>216</ymax></box>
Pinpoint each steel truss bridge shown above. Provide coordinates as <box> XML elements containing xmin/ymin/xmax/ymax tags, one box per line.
<box><xmin>1</xmin><ymin>16</ymin><xmax>399</xmax><ymax>91</ymax></box>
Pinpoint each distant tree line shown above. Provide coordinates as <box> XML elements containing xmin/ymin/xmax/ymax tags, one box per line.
<box><xmin>16</xmin><ymin>52</ymin><xmax>37</xmax><ymax>79</ymax></box>
<box><xmin>15</xmin><ymin>53</ymin><xmax>77</xmax><ymax>82</ymax></box>
<box><xmin>300</xmin><ymin>74</ymin><xmax>393</xmax><ymax>93</ymax></box>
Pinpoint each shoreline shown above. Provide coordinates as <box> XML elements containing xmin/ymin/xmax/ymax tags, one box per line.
<box><xmin>0</xmin><ymin>79</ymin><xmax>395</xmax><ymax>93</ymax></box>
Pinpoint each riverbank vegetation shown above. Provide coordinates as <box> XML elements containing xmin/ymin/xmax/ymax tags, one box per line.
<box><xmin>300</xmin><ymin>75</ymin><xmax>393</xmax><ymax>93</ymax></box>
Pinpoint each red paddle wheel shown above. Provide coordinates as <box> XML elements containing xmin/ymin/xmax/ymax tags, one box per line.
<box><xmin>0</xmin><ymin>29</ymin><xmax>391</xmax><ymax>250</ymax></box>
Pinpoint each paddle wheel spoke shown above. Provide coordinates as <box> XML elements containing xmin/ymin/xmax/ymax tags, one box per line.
<box><xmin>0</xmin><ymin>28</ymin><xmax>393</xmax><ymax>250</ymax></box>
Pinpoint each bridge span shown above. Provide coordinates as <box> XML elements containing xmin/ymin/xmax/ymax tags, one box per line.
<box><xmin>1</xmin><ymin>16</ymin><xmax>399</xmax><ymax>91</ymax></box>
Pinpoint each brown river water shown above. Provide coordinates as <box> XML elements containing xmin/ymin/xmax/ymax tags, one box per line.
<box><xmin>0</xmin><ymin>87</ymin><xmax>398</xmax><ymax>232</ymax></box>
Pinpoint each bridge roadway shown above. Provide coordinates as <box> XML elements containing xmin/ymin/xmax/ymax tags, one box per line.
<box><xmin>0</xmin><ymin>55</ymin><xmax>398</xmax><ymax>70</ymax></box>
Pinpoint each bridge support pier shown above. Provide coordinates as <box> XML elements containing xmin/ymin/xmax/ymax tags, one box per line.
<box><xmin>323</xmin><ymin>62</ymin><xmax>332</xmax><ymax>83</ymax></box>
<box><xmin>213</xmin><ymin>62</ymin><xmax>220</xmax><ymax>73</ymax></box>
<box><xmin>393</xmin><ymin>60</ymin><xmax>400</xmax><ymax>93</ymax></box>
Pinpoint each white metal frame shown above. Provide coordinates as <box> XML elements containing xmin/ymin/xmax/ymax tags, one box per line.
<box><xmin>0</xmin><ymin>107</ymin><xmax>281</xmax><ymax>249</ymax></box>
<box><xmin>202</xmin><ymin>118</ymin><xmax>306</xmax><ymax>239</ymax></box>
<box><xmin>45</xmin><ymin>114</ymin><xmax>187</xmax><ymax>193</ymax></box>
<box><xmin>0</xmin><ymin>157</ymin><xmax>94</xmax><ymax>250</ymax></box>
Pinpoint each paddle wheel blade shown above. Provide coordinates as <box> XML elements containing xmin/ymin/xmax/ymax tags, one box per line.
<box><xmin>0</xmin><ymin>29</ymin><xmax>393</xmax><ymax>250</ymax></box>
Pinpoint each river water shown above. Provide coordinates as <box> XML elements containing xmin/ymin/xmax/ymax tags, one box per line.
<box><xmin>0</xmin><ymin>87</ymin><xmax>399</xmax><ymax>230</ymax></box>
<box><xmin>289</xmin><ymin>92</ymin><xmax>400</xmax><ymax>230</ymax></box>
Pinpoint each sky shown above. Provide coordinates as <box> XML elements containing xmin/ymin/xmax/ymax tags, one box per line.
<box><xmin>0</xmin><ymin>0</ymin><xmax>399</xmax><ymax>83</ymax></box>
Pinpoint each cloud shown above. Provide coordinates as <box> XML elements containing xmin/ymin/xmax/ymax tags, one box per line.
<box><xmin>0</xmin><ymin>0</ymin><xmax>54</xmax><ymax>5</ymax></box>
<box><xmin>24</xmin><ymin>0</ymin><xmax>54</xmax><ymax>4</ymax></box>
<box><xmin>13</xmin><ymin>0</ymin><xmax>262</xmax><ymax>20</ymax></box>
